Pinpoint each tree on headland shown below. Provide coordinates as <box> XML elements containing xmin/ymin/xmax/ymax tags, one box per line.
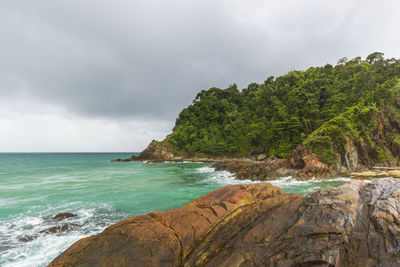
<box><xmin>366</xmin><ymin>52</ymin><xmax>384</xmax><ymax>64</ymax></box>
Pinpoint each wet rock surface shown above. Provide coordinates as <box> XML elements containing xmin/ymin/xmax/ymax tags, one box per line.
<box><xmin>19</xmin><ymin>213</ymin><xmax>77</xmax><ymax>242</ymax></box>
<box><xmin>51</xmin><ymin>213</ymin><xmax>76</xmax><ymax>221</ymax></box>
<box><xmin>50</xmin><ymin>179</ymin><xmax>400</xmax><ymax>266</ymax></box>
<box><xmin>39</xmin><ymin>224</ymin><xmax>75</xmax><ymax>235</ymax></box>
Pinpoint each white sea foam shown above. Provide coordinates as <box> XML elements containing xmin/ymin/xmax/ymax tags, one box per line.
<box><xmin>197</xmin><ymin>166</ymin><xmax>358</xmax><ymax>189</ymax></box>
<box><xmin>267</xmin><ymin>176</ymin><xmax>354</xmax><ymax>187</ymax></box>
<box><xmin>196</xmin><ymin>166</ymin><xmax>215</xmax><ymax>173</ymax></box>
<box><xmin>325</xmin><ymin>177</ymin><xmax>352</xmax><ymax>182</ymax></box>
<box><xmin>197</xmin><ymin>166</ymin><xmax>260</xmax><ymax>185</ymax></box>
<box><xmin>161</xmin><ymin>160</ymin><xmax>197</xmax><ymax>164</ymax></box>
<box><xmin>1</xmin><ymin>232</ymin><xmax>89</xmax><ymax>267</ymax></box>
<box><xmin>0</xmin><ymin>203</ymin><xmax>125</xmax><ymax>267</ymax></box>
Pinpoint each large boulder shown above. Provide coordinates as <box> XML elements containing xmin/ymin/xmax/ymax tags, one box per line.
<box><xmin>50</xmin><ymin>179</ymin><xmax>400</xmax><ymax>267</ymax></box>
<box><xmin>290</xmin><ymin>144</ymin><xmax>331</xmax><ymax>178</ymax></box>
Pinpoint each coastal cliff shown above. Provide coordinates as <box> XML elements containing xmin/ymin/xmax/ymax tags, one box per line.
<box><xmin>50</xmin><ymin>178</ymin><xmax>400</xmax><ymax>266</ymax></box>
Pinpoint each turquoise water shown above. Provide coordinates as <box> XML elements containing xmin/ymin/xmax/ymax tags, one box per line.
<box><xmin>0</xmin><ymin>153</ymin><xmax>350</xmax><ymax>266</ymax></box>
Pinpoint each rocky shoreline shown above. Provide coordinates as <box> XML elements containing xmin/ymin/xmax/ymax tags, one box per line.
<box><xmin>111</xmin><ymin>140</ymin><xmax>400</xmax><ymax>181</ymax></box>
<box><xmin>57</xmin><ymin>140</ymin><xmax>400</xmax><ymax>266</ymax></box>
<box><xmin>50</xmin><ymin>178</ymin><xmax>400</xmax><ymax>266</ymax></box>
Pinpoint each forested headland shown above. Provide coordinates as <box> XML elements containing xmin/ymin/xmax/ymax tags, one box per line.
<box><xmin>158</xmin><ymin>52</ymin><xmax>400</xmax><ymax>167</ymax></box>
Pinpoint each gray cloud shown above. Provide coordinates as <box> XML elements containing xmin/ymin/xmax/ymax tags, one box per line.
<box><xmin>1</xmin><ymin>0</ymin><xmax>400</xmax><ymax>151</ymax></box>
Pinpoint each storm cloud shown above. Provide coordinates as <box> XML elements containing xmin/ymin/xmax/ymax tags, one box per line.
<box><xmin>1</xmin><ymin>0</ymin><xmax>400</xmax><ymax>151</ymax></box>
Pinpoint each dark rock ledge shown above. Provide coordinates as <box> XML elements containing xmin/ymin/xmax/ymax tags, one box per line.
<box><xmin>49</xmin><ymin>178</ymin><xmax>400</xmax><ymax>266</ymax></box>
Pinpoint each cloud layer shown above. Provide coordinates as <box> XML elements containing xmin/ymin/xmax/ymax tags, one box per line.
<box><xmin>1</xmin><ymin>0</ymin><xmax>400</xmax><ymax>151</ymax></box>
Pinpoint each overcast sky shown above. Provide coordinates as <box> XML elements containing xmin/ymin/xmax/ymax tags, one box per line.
<box><xmin>1</xmin><ymin>0</ymin><xmax>399</xmax><ymax>152</ymax></box>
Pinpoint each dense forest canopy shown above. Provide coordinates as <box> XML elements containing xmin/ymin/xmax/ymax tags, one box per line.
<box><xmin>164</xmin><ymin>53</ymin><xmax>400</xmax><ymax>160</ymax></box>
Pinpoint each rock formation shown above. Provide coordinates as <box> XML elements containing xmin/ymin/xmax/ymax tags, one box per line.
<box><xmin>111</xmin><ymin>140</ymin><xmax>176</xmax><ymax>162</ymax></box>
<box><xmin>20</xmin><ymin>213</ymin><xmax>77</xmax><ymax>242</ymax></box>
<box><xmin>214</xmin><ymin>158</ymin><xmax>296</xmax><ymax>180</ymax></box>
<box><xmin>50</xmin><ymin>178</ymin><xmax>400</xmax><ymax>266</ymax></box>
<box><xmin>50</xmin><ymin>213</ymin><xmax>76</xmax><ymax>221</ymax></box>
<box><xmin>214</xmin><ymin>145</ymin><xmax>332</xmax><ymax>180</ymax></box>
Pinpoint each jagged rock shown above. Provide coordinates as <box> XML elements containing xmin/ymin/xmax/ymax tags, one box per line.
<box><xmin>52</xmin><ymin>213</ymin><xmax>76</xmax><ymax>221</ymax></box>
<box><xmin>214</xmin><ymin>158</ymin><xmax>296</xmax><ymax>180</ymax></box>
<box><xmin>215</xmin><ymin>146</ymin><xmax>331</xmax><ymax>180</ymax></box>
<box><xmin>43</xmin><ymin>212</ymin><xmax>76</xmax><ymax>224</ymax></box>
<box><xmin>111</xmin><ymin>157</ymin><xmax>137</xmax><ymax>162</ymax></box>
<box><xmin>290</xmin><ymin>144</ymin><xmax>331</xmax><ymax>178</ymax></box>
<box><xmin>136</xmin><ymin>140</ymin><xmax>175</xmax><ymax>161</ymax></box>
<box><xmin>111</xmin><ymin>140</ymin><xmax>176</xmax><ymax>162</ymax></box>
<box><xmin>19</xmin><ymin>235</ymin><xmax>37</xmax><ymax>242</ymax></box>
<box><xmin>49</xmin><ymin>179</ymin><xmax>400</xmax><ymax>266</ymax></box>
<box><xmin>19</xmin><ymin>223</ymin><xmax>77</xmax><ymax>242</ymax></box>
<box><xmin>39</xmin><ymin>224</ymin><xmax>74</xmax><ymax>234</ymax></box>
<box><xmin>344</xmin><ymin>140</ymin><xmax>358</xmax><ymax>170</ymax></box>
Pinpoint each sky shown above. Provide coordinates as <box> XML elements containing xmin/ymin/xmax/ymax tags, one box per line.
<box><xmin>1</xmin><ymin>0</ymin><xmax>400</xmax><ymax>152</ymax></box>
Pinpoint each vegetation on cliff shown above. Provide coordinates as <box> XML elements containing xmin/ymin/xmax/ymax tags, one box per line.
<box><xmin>163</xmin><ymin>52</ymin><xmax>400</xmax><ymax>166</ymax></box>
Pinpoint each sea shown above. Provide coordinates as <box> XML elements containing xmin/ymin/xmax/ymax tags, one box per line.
<box><xmin>0</xmin><ymin>153</ymin><xmax>352</xmax><ymax>266</ymax></box>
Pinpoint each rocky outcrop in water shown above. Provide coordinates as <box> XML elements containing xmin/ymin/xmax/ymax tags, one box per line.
<box><xmin>50</xmin><ymin>178</ymin><xmax>400</xmax><ymax>266</ymax></box>
<box><xmin>112</xmin><ymin>140</ymin><xmax>176</xmax><ymax>162</ymax></box>
<box><xmin>49</xmin><ymin>213</ymin><xmax>76</xmax><ymax>221</ymax></box>
<box><xmin>214</xmin><ymin>145</ymin><xmax>333</xmax><ymax>180</ymax></box>
<box><xmin>214</xmin><ymin>158</ymin><xmax>296</xmax><ymax>180</ymax></box>
<box><xmin>20</xmin><ymin>213</ymin><xmax>77</xmax><ymax>242</ymax></box>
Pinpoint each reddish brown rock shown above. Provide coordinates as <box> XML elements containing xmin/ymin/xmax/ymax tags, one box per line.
<box><xmin>49</xmin><ymin>183</ymin><xmax>290</xmax><ymax>266</ymax></box>
<box><xmin>214</xmin><ymin>145</ymin><xmax>332</xmax><ymax>180</ymax></box>
<box><xmin>290</xmin><ymin>144</ymin><xmax>332</xmax><ymax>178</ymax></box>
<box><xmin>50</xmin><ymin>178</ymin><xmax>400</xmax><ymax>267</ymax></box>
<box><xmin>214</xmin><ymin>158</ymin><xmax>297</xmax><ymax>181</ymax></box>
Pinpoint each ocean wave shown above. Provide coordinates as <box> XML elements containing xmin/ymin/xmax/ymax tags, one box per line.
<box><xmin>196</xmin><ymin>166</ymin><xmax>363</xmax><ymax>189</ymax></box>
<box><xmin>196</xmin><ymin>166</ymin><xmax>215</xmax><ymax>173</ymax></box>
<box><xmin>267</xmin><ymin>176</ymin><xmax>354</xmax><ymax>187</ymax></box>
<box><xmin>197</xmin><ymin>166</ymin><xmax>260</xmax><ymax>185</ymax></box>
<box><xmin>0</xmin><ymin>203</ymin><xmax>126</xmax><ymax>267</ymax></box>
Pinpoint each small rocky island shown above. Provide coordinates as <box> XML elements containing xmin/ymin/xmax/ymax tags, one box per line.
<box><xmin>50</xmin><ymin>178</ymin><xmax>400</xmax><ymax>266</ymax></box>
